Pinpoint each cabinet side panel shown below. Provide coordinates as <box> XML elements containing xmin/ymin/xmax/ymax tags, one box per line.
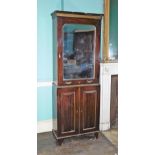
<box><xmin>52</xmin><ymin>85</ymin><xmax>57</xmax><ymax>130</ymax></box>
<box><xmin>52</xmin><ymin>16</ymin><xmax>58</xmax><ymax>82</ymax></box>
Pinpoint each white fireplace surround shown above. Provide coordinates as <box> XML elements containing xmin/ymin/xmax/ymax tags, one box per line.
<box><xmin>99</xmin><ymin>62</ymin><xmax>118</xmax><ymax>131</ymax></box>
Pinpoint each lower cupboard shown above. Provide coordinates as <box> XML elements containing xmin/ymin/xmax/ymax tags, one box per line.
<box><xmin>52</xmin><ymin>85</ymin><xmax>100</xmax><ymax>145</ymax></box>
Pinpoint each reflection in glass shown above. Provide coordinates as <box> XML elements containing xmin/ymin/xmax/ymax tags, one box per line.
<box><xmin>63</xmin><ymin>24</ymin><xmax>96</xmax><ymax>80</ymax></box>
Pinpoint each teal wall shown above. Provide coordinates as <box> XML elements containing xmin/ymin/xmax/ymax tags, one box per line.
<box><xmin>109</xmin><ymin>0</ymin><xmax>118</xmax><ymax>58</ymax></box>
<box><xmin>37</xmin><ymin>87</ymin><xmax>52</xmax><ymax>121</ymax></box>
<box><xmin>37</xmin><ymin>0</ymin><xmax>61</xmax><ymax>81</ymax></box>
<box><xmin>38</xmin><ymin>0</ymin><xmax>117</xmax><ymax>121</ymax></box>
<box><xmin>62</xmin><ymin>0</ymin><xmax>103</xmax><ymax>13</ymax></box>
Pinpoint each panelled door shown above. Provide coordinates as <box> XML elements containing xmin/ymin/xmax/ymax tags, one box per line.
<box><xmin>57</xmin><ymin>86</ymin><xmax>100</xmax><ymax>137</ymax></box>
<box><xmin>80</xmin><ymin>86</ymin><xmax>100</xmax><ymax>133</ymax></box>
<box><xmin>57</xmin><ymin>87</ymin><xmax>79</xmax><ymax>137</ymax></box>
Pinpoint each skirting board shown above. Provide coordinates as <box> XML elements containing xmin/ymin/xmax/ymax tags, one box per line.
<box><xmin>37</xmin><ymin>119</ymin><xmax>57</xmax><ymax>133</ymax></box>
<box><xmin>38</xmin><ymin>119</ymin><xmax>107</xmax><ymax>133</ymax></box>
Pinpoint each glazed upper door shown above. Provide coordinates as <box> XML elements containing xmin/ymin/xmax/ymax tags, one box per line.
<box><xmin>80</xmin><ymin>86</ymin><xmax>100</xmax><ymax>133</ymax></box>
<box><xmin>57</xmin><ymin>87</ymin><xmax>79</xmax><ymax>137</ymax></box>
<box><xmin>63</xmin><ymin>24</ymin><xmax>95</xmax><ymax>81</ymax></box>
<box><xmin>57</xmin><ymin>16</ymin><xmax>101</xmax><ymax>85</ymax></box>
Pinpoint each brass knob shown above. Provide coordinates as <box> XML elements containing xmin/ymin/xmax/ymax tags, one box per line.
<box><xmin>65</xmin><ymin>81</ymin><xmax>72</xmax><ymax>85</ymax></box>
<box><xmin>87</xmin><ymin>80</ymin><xmax>93</xmax><ymax>83</ymax></box>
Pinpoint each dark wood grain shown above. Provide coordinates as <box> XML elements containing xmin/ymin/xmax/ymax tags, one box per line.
<box><xmin>57</xmin><ymin>85</ymin><xmax>100</xmax><ymax>137</ymax></box>
<box><xmin>80</xmin><ymin>86</ymin><xmax>100</xmax><ymax>133</ymax></box>
<box><xmin>52</xmin><ymin>11</ymin><xmax>102</xmax><ymax>144</ymax></box>
<box><xmin>57</xmin><ymin>87</ymin><xmax>79</xmax><ymax>137</ymax></box>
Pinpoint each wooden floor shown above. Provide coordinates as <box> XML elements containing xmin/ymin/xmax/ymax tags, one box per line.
<box><xmin>37</xmin><ymin>132</ymin><xmax>117</xmax><ymax>155</ymax></box>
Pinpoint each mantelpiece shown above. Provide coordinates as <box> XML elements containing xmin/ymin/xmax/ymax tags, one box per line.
<box><xmin>100</xmin><ymin>62</ymin><xmax>118</xmax><ymax>130</ymax></box>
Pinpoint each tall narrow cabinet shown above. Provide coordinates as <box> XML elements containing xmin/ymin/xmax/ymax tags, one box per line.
<box><xmin>52</xmin><ymin>11</ymin><xmax>103</xmax><ymax>145</ymax></box>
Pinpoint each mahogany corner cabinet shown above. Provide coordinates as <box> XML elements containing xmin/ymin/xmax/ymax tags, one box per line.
<box><xmin>51</xmin><ymin>11</ymin><xmax>103</xmax><ymax>145</ymax></box>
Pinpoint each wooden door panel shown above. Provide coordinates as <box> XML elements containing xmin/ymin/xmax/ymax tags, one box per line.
<box><xmin>57</xmin><ymin>87</ymin><xmax>79</xmax><ymax>136</ymax></box>
<box><xmin>80</xmin><ymin>86</ymin><xmax>100</xmax><ymax>133</ymax></box>
<box><xmin>83</xmin><ymin>90</ymin><xmax>96</xmax><ymax>129</ymax></box>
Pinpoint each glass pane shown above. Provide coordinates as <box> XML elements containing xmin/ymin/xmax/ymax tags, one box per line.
<box><xmin>63</xmin><ymin>24</ymin><xmax>96</xmax><ymax>80</ymax></box>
